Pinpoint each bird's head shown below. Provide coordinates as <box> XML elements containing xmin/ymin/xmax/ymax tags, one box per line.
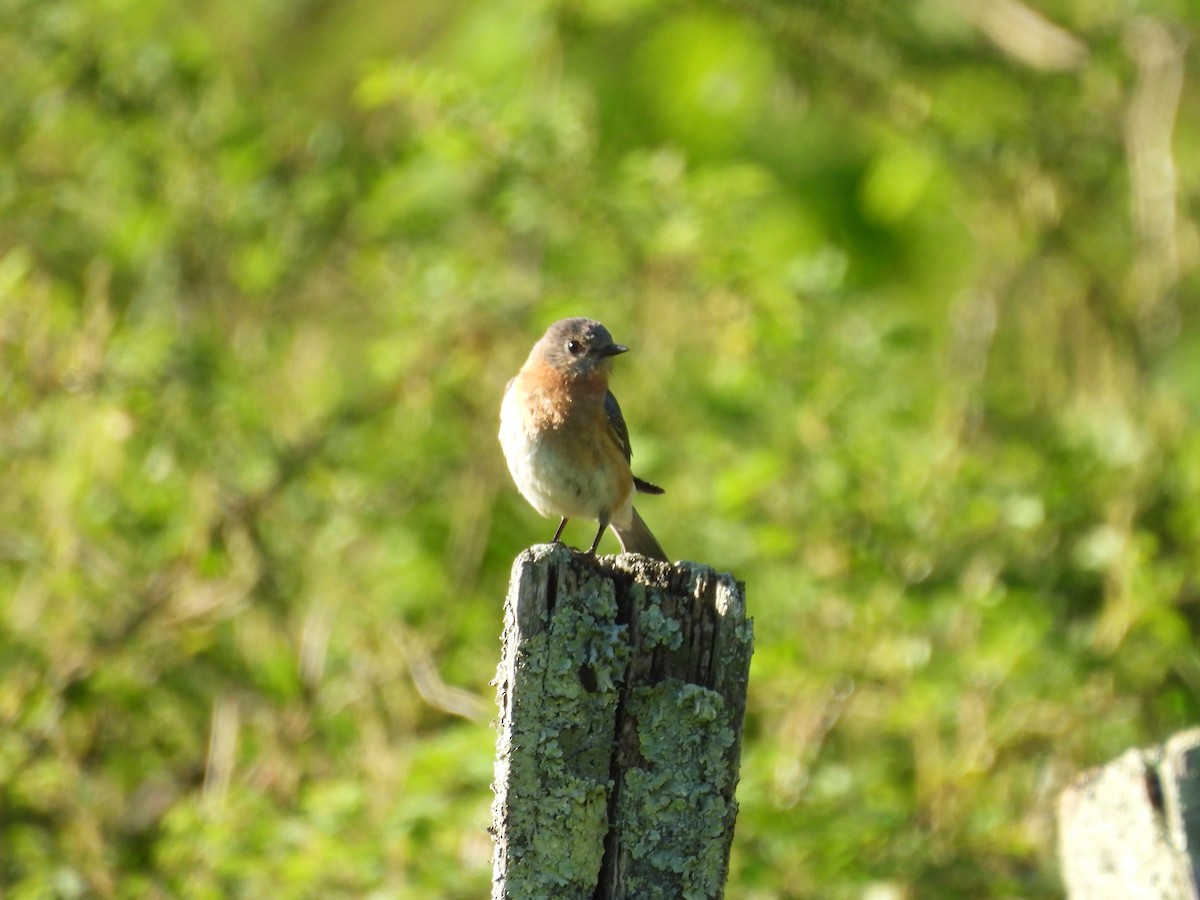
<box><xmin>532</xmin><ymin>317</ymin><xmax>628</xmax><ymax>380</ymax></box>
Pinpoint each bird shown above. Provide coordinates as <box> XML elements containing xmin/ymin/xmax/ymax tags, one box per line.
<box><xmin>499</xmin><ymin>317</ymin><xmax>669</xmax><ymax>562</ymax></box>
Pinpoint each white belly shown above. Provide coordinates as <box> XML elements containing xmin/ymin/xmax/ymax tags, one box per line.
<box><xmin>499</xmin><ymin>388</ymin><xmax>625</xmax><ymax>522</ymax></box>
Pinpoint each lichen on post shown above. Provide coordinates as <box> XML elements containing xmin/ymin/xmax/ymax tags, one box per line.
<box><xmin>490</xmin><ymin>544</ymin><xmax>753</xmax><ymax>900</ymax></box>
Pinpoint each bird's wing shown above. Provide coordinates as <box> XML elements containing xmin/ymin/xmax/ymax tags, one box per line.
<box><xmin>605</xmin><ymin>390</ymin><xmax>665</xmax><ymax>494</ymax></box>
<box><xmin>604</xmin><ymin>390</ymin><xmax>633</xmax><ymax>463</ymax></box>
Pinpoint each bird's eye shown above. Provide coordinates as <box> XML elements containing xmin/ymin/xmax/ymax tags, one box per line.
<box><xmin>566</xmin><ymin>340</ymin><xmax>584</xmax><ymax>355</ymax></box>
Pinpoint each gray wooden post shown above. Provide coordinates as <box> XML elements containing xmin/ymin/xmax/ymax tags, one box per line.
<box><xmin>490</xmin><ymin>544</ymin><xmax>753</xmax><ymax>900</ymax></box>
<box><xmin>1058</xmin><ymin>727</ymin><xmax>1200</xmax><ymax>899</ymax></box>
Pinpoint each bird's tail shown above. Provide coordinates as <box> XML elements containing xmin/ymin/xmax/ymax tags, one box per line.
<box><xmin>611</xmin><ymin>507</ymin><xmax>669</xmax><ymax>562</ymax></box>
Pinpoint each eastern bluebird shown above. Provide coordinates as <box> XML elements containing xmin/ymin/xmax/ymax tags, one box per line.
<box><xmin>499</xmin><ymin>317</ymin><xmax>668</xmax><ymax>562</ymax></box>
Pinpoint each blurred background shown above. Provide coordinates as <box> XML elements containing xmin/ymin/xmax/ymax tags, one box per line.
<box><xmin>2</xmin><ymin>0</ymin><xmax>1199</xmax><ymax>896</ymax></box>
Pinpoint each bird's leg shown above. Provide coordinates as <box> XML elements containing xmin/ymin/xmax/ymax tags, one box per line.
<box><xmin>587</xmin><ymin>513</ymin><xmax>611</xmax><ymax>556</ymax></box>
<box><xmin>551</xmin><ymin>518</ymin><xmax>569</xmax><ymax>543</ymax></box>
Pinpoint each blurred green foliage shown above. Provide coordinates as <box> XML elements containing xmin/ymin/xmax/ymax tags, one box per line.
<box><xmin>2</xmin><ymin>0</ymin><xmax>1199</xmax><ymax>896</ymax></box>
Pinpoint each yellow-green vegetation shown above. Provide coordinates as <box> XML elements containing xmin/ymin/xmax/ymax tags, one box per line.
<box><xmin>3</xmin><ymin>0</ymin><xmax>1199</xmax><ymax>896</ymax></box>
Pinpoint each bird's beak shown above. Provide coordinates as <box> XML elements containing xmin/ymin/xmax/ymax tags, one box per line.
<box><xmin>598</xmin><ymin>343</ymin><xmax>629</xmax><ymax>358</ymax></box>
